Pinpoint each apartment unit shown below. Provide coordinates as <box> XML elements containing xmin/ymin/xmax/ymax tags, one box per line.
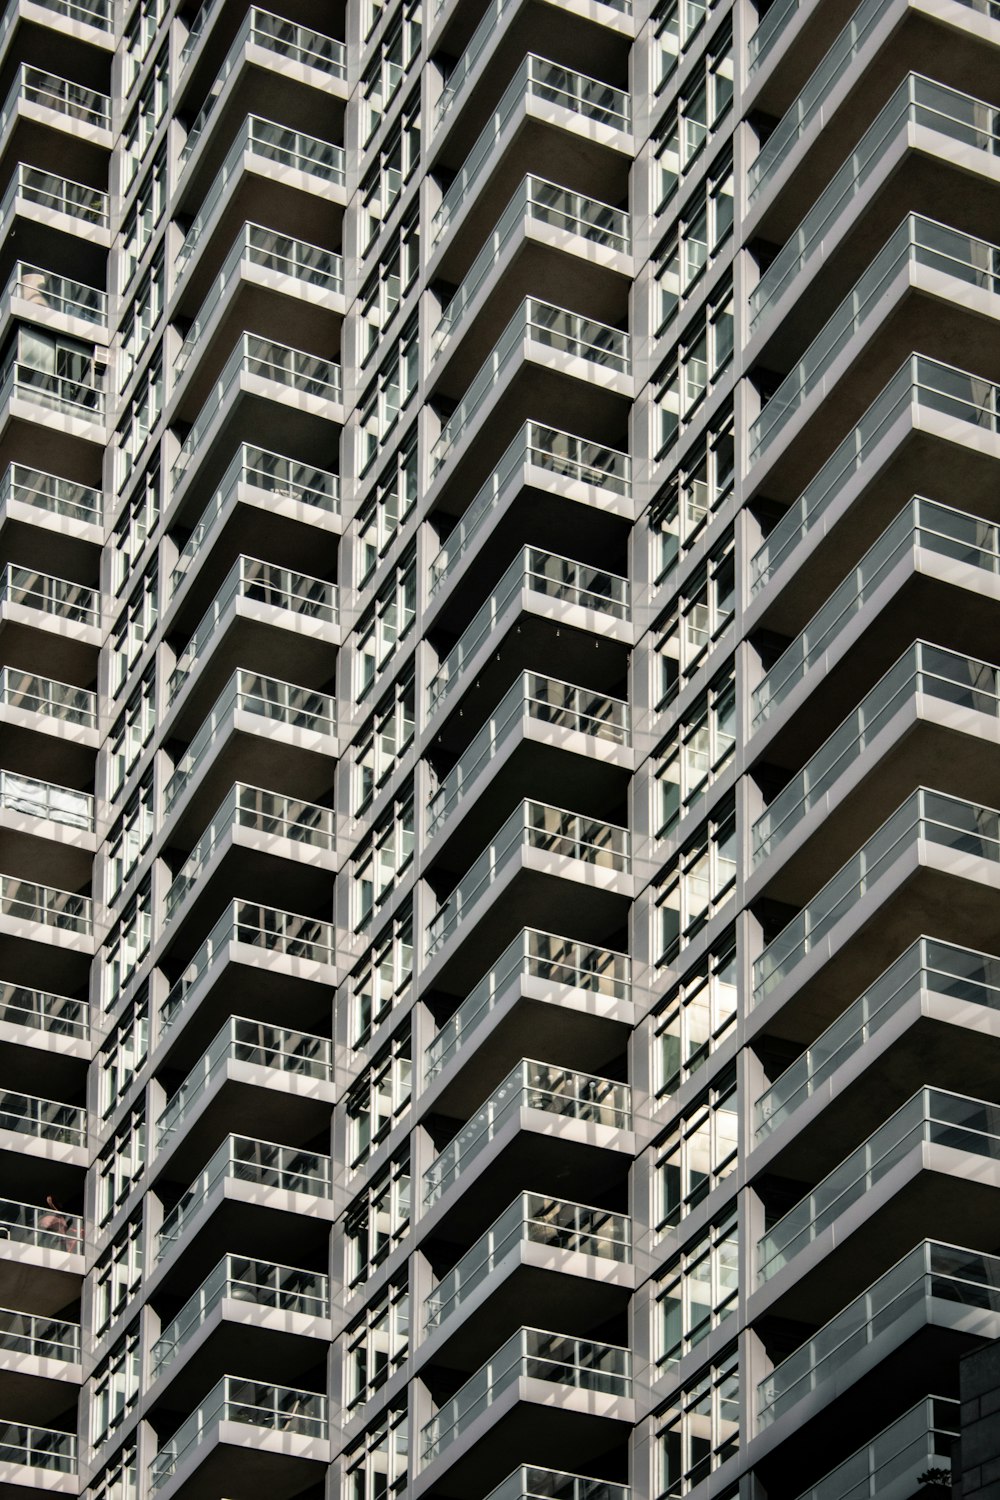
<box><xmin>0</xmin><ymin>0</ymin><xmax>997</xmax><ymax>1498</ymax></box>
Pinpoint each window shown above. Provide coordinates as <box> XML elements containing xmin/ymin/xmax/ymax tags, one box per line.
<box><xmin>656</xmin><ymin>277</ymin><xmax>733</xmax><ymax>453</ymax></box>
<box><xmin>655</xmin><ymin>1068</ymin><xmax>737</xmax><ymax>1230</ymax></box>
<box><xmin>353</xmin><ymin>788</ymin><xmax>415</xmax><ymax>930</ymax></box>
<box><xmin>359</xmin><ymin>93</ymin><xmax>420</xmax><ymax>254</ymax></box>
<box><xmin>358</xmin><ymin>320</ymin><xmax>419</xmax><ymax>474</ymax></box>
<box><xmin>344</xmin><ymin>1405</ymin><xmax>408</xmax><ymax>1500</ymax></box>
<box><xmin>351</xmin><ymin>906</ymin><xmax>413</xmax><ymax>1047</ymax></box>
<box><xmin>657</xmin><ymin>1348</ymin><xmax>739</xmax><ymax>1497</ymax></box>
<box><xmin>360</xmin><ymin>2</ymin><xmax>420</xmax><ymax>144</ymax></box>
<box><xmin>653</xmin><ymin>538</ymin><xmax>734</xmax><ymax>709</ymax></box>
<box><xmin>117</xmin><ymin>253</ymin><xmax>163</xmax><ymax>395</ymax></box>
<box><xmin>92</xmin><ymin>1217</ymin><xmax>143</xmax><ymax>1340</ymax></box>
<box><xmin>653</xmin><ymin>0</ymin><xmax>707</xmax><ymax>91</ymax></box>
<box><xmin>97</xmin><ymin>990</ymin><xmax>149</xmax><ymax>1120</ymax></box>
<box><xmin>354</xmin><ymin>669</ymin><xmax>415</xmax><ymax>814</ymax></box>
<box><xmin>347</xmin><ymin>1026</ymin><xmax>412</xmax><ymax>1166</ymax></box>
<box><xmin>95</xmin><ymin>1109</ymin><xmax>146</xmax><ymax>1229</ymax></box>
<box><xmin>89</xmin><ymin>1440</ymin><xmax>137</xmax><ymax>1500</ymax></box>
<box><xmin>90</xmin><ymin>1323</ymin><xmax>140</xmax><ymax>1450</ymax></box>
<box><xmin>357</xmin><ymin>434</ymin><xmax>418</xmax><ymax>586</ymax></box>
<box><xmin>355</xmin><ymin>547</ymin><xmax>417</xmax><ymax>700</ymax></box>
<box><xmin>654</xmin><ymin>930</ymin><xmax>737</xmax><ymax>1095</ymax></box>
<box><xmin>345</xmin><ymin>1279</ymin><xmax>409</xmax><ymax>1410</ymax></box>
<box><xmin>105</xmin><ymin>669</ymin><xmax>155</xmax><ymax>804</ymax></box>
<box><xmin>657</xmin><ymin>798</ymin><xmax>736</xmax><ymax>963</ymax></box>
<box><xmin>655</xmin><ymin>666</ymin><xmax>735</xmax><ymax>837</ymax></box>
<box><xmin>115</xmin><ymin>351</ymin><xmax>162</xmax><ymax>493</ymax></box>
<box><xmin>119</xmin><ymin>149</ymin><xmax>166</xmax><ymax>296</ymax></box>
<box><xmin>101</xmin><ymin>881</ymin><xmax>152</xmax><ymax>1015</ymax></box>
<box><xmin>120</xmin><ymin>47</ymin><xmax>167</xmax><ymax>196</ymax></box>
<box><xmin>657</xmin><ymin>1213</ymin><xmax>738</xmax><ymax>1367</ymax></box>
<box><xmin>345</xmin><ymin>1153</ymin><xmax>411</xmax><ymax>1286</ymax></box>
<box><xmin>122</xmin><ymin>0</ymin><xmax>167</xmax><ymax>99</ymax></box>
<box><xmin>109</xmin><ymin>564</ymin><xmax>158</xmax><ymax>697</ymax></box>
<box><xmin>109</xmin><ymin>465</ymin><xmax>159</xmax><ymax>598</ymax></box>
<box><xmin>649</xmin><ymin>404</ymin><xmax>734</xmax><ymax>580</ymax></box>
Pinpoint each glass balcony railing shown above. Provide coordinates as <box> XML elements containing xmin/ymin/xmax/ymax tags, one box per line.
<box><xmin>426</xmin><ymin>930</ymin><xmax>630</xmax><ymax>1081</ymax></box>
<box><xmin>753</xmin><ymin>642</ymin><xmax>1000</xmax><ymax>863</ymax></box>
<box><xmin>181</xmin><ymin>9</ymin><xmax>346</xmax><ymax>167</ymax></box>
<box><xmin>487</xmin><ymin>1472</ymin><xmax>629</xmax><ymax>1500</ymax></box>
<box><xmin>792</xmin><ymin>1395</ymin><xmax>958</xmax><ymax>1500</ymax></box>
<box><xmin>758</xmin><ymin>1242</ymin><xmax>1000</xmax><ymax>1427</ymax></box>
<box><xmin>173</xmin><ymin>335</ymin><xmax>340</xmax><ymax>485</ymax></box>
<box><xmin>0</xmin><ymin>564</ymin><xmax>99</xmax><ymax>629</ymax></box>
<box><xmin>754</xmin><ymin>790</ymin><xmax>1000</xmax><ymax>1003</ymax></box>
<box><xmin>0</xmin><ymin>0</ymin><xmax>110</xmax><ymax>44</ymax></box>
<box><xmin>752</xmin><ymin>497</ymin><xmax>1000</xmax><ymax>728</ymax></box>
<box><xmin>170</xmin><ymin>445</ymin><xmax>338</xmax><ymax>598</ymax></box>
<box><xmin>751</xmin><ymin>357</ymin><xmax>1000</xmax><ymax>593</ymax></box>
<box><xmin>427</xmin><ymin>1193</ymin><xmax>631</xmax><ymax>1328</ymax></box>
<box><xmin>1</xmin><ymin>463</ymin><xmax>101</xmax><ymax>527</ymax></box>
<box><xmin>164</xmin><ymin>784</ymin><xmax>334</xmax><ymax>923</ymax></box>
<box><xmin>177</xmin><ymin>116</ymin><xmax>345</xmax><ymax>280</ymax></box>
<box><xmin>434</xmin><ymin>56</ymin><xmax>630</xmax><ymax>242</ymax></box>
<box><xmin>167</xmin><ymin>556</ymin><xmax>337</xmax><ymax>707</ymax></box>
<box><xmin>750</xmin><ymin>217</ymin><xmax>1000</xmax><ymax>462</ymax></box>
<box><xmin>437</xmin><ymin>177</ymin><xmax>630</xmax><ymax>346</ymax></box>
<box><xmin>158</xmin><ymin>1015</ymin><xmax>331</xmax><ymax>1144</ymax></box>
<box><xmin>0</xmin><ymin>1307</ymin><xmax>79</xmax><ymax>1362</ymax></box>
<box><xmin>423</xmin><ymin>1327</ymin><xmax>631</xmax><ymax>1462</ymax></box>
<box><xmin>427</xmin><ymin>800</ymin><xmax>630</xmax><ymax>959</ymax></box>
<box><xmin>756</xmin><ymin>938</ymin><xmax>1000</xmax><ymax>1138</ymax></box>
<box><xmin>428</xmin><ymin>548</ymin><xmax>629</xmax><ymax>714</ymax></box>
<box><xmin>1</xmin><ymin>65</ymin><xmax>109</xmax><ymax>136</ymax></box>
<box><xmin>432</xmin><ymin>299</ymin><xmax>630</xmax><ymax>474</ymax></box>
<box><xmin>0</xmin><ymin>164</ymin><xmax>108</xmax><ymax>229</ymax></box>
<box><xmin>430</xmin><ymin>424</ymin><xmax>630</xmax><ymax>596</ymax></box>
<box><xmin>8</xmin><ymin>262</ymin><xmax>106</xmax><ymax>327</ymax></box>
<box><xmin>0</xmin><ymin>982</ymin><xmax>88</xmax><ymax>1040</ymax></box>
<box><xmin>750</xmin><ymin>75</ymin><xmax>1000</xmax><ymax>331</ymax></box>
<box><xmin>158</xmin><ymin>1136</ymin><xmax>332</xmax><ymax>1255</ymax></box>
<box><xmin>0</xmin><ymin>668</ymin><xmax>96</xmax><ymax>729</ymax></box>
<box><xmin>176</xmin><ymin>226</ymin><xmax>344</xmax><ymax>378</ymax></box>
<box><xmin>150</xmin><ymin>1376</ymin><xmax>327</xmax><ymax>1488</ymax></box>
<box><xmin>150</xmin><ymin>1255</ymin><xmax>329</xmax><ymax>1380</ymax></box>
<box><xmin>0</xmin><ymin>1422</ymin><xmax>77</xmax><ymax>1474</ymax></box>
<box><xmin>165</xmin><ymin>671</ymin><xmax>336</xmax><ymax>814</ymax></box>
<box><xmin>159</xmin><ymin>900</ymin><xmax>335</xmax><ymax>1036</ymax></box>
<box><xmin>425</xmin><ymin>1058</ymin><xmax>630</xmax><ymax>1205</ymax></box>
<box><xmin>0</xmin><ymin>1090</ymin><xmax>85</xmax><ymax>1147</ymax></box>
<box><xmin>759</xmin><ymin>1087</ymin><xmax>1000</xmax><ymax>1279</ymax></box>
<box><xmin>0</xmin><ymin>1197</ymin><xmax>81</xmax><ymax>1253</ymax></box>
<box><xmin>0</xmin><ymin>874</ymin><xmax>91</xmax><ymax>936</ymax></box>
<box><xmin>0</xmin><ymin>769</ymin><xmax>92</xmax><ymax>831</ymax></box>
<box><xmin>429</xmin><ymin>672</ymin><xmax>629</xmax><ymax>837</ymax></box>
<box><xmin>0</xmin><ymin>354</ymin><xmax>104</xmax><ymax>424</ymax></box>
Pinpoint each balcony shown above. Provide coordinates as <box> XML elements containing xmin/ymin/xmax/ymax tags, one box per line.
<box><xmin>755</xmin><ymin>1243</ymin><xmax>1000</xmax><ymax>1440</ymax></box>
<box><xmin>0</xmin><ymin>874</ymin><xmax>92</xmax><ymax>992</ymax></box>
<box><xmin>162</xmin><ymin>783</ymin><xmax>335</xmax><ymax>938</ymax></box>
<box><xmin>429</xmin><ymin>423</ymin><xmax>631</xmax><ymax>608</ymax></box>
<box><xmin>0</xmin><ymin>1421</ymin><xmax>76</xmax><ymax>1489</ymax></box>
<box><xmin>425</xmin><ymin>801</ymin><xmax>631</xmax><ymax>991</ymax></box>
<box><xmin>0</xmin><ymin>1306</ymin><xmax>80</xmax><ymax>1393</ymax></box>
<box><xmin>150</xmin><ymin>1254</ymin><xmax>329</xmax><ymax>1384</ymax></box>
<box><xmin>791</xmin><ymin>1395</ymin><xmax>958</xmax><ymax>1500</ymax></box>
<box><xmin>174</xmin><ymin>116</ymin><xmax>346</xmax><ymax>303</ymax></box>
<box><xmin>428</xmin><ymin>548</ymin><xmax>629</xmax><ymax>723</ymax></box>
<box><xmin>171</xmin><ymin>334</ymin><xmax>341</xmax><ymax>502</ymax></box>
<box><xmin>5</xmin><ymin>262</ymin><xmax>105</xmax><ymax>342</ymax></box>
<box><xmin>748</xmin><ymin>216</ymin><xmax>1000</xmax><ymax>492</ymax></box>
<box><xmin>150</xmin><ymin>1376</ymin><xmax>328</xmax><ymax>1499</ymax></box>
<box><xmin>0</xmin><ymin>769</ymin><xmax>93</xmax><ymax>891</ymax></box>
<box><xmin>749</xmin><ymin>498</ymin><xmax>1000</xmax><ymax>761</ymax></box>
<box><xmin>164</xmin><ymin>671</ymin><xmax>337</xmax><ymax>843</ymax></box>
<box><xmin>157</xmin><ymin>900</ymin><xmax>335</xmax><ymax>1057</ymax></box>
<box><xmin>432</xmin><ymin>56</ymin><xmax>631</xmax><ymax>255</ymax></box>
<box><xmin>164</xmin><ymin>556</ymin><xmax>338</xmax><ymax>736</ymax></box>
<box><xmin>427</xmin><ymin>672</ymin><xmax>630</xmax><ymax>862</ymax></box>
<box><xmin>0</xmin><ymin>669</ymin><xmax>96</xmax><ymax>792</ymax></box>
<box><xmin>755</xmin><ymin>937</ymin><xmax>1000</xmax><ymax>1143</ymax></box>
<box><xmin>0</xmin><ymin>66</ymin><xmax>110</xmax><ymax>185</ymax></box>
<box><xmin>0</xmin><ymin>165</ymin><xmax>108</xmax><ymax>277</ymax></box>
<box><xmin>425</xmin><ymin>1194</ymin><xmax>631</xmax><ymax>1367</ymax></box>
<box><xmin>434</xmin><ymin>177</ymin><xmax>631</xmax><ymax>373</ymax></box>
<box><xmin>426</xmin><ymin>931</ymin><xmax>631</xmax><ymax>1107</ymax></box>
<box><xmin>0</xmin><ymin>1089</ymin><xmax>86</xmax><ymax>1187</ymax></box>
<box><xmin>749</xmin><ymin>74</ymin><xmax>1000</xmax><ymax>352</ymax></box>
<box><xmin>750</xmin><ymin>641</ymin><xmax>1000</xmax><ymax>897</ymax></box>
<box><xmin>157</xmin><ymin>1136</ymin><xmax>332</xmax><ymax>1267</ymax></box>
<box><xmin>431</xmin><ymin>299</ymin><xmax>630</xmax><ymax>484</ymax></box>
<box><xmin>167</xmin><ymin>443</ymin><xmax>339</xmax><ymax>590</ymax></box>
<box><xmin>180</xmin><ymin>4</ymin><xmax>345</xmax><ymax>91</ymax></box>
<box><xmin>419</xmin><ymin>1328</ymin><xmax>631</xmax><ymax>1496</ymax></box>
<box><xmin>424</xmin><ymin>1059</ymin><xmax>630</xmax><ymax>1221</ymax></box>
<box><xmin>752</xmin><ymin>789</ymin><xmax>1000</xmax><ymax>1033</ymax></box>
<box><xmin>484</xmin><ymin>1472</ymin><xmax>629</xmax><ymax>1500</ymax></box>
<box><xmin>155</xmin><ymin>1014</ymin><xmax>332</xmax><ymax>1179</ymax></box>
<box><xmin>0</xmin><ymin>982</ymin><xmax>88</xmax><ymax>1046</ymax></box>
<box><xmin>0</xmin><ymin>351</ymin><xmax>104</xmax><ymax>450</ymax></box>
<box><xmin>0</xmin><ymin>464</ymin><xmax>102</xmax><ymax>584</ymax></box>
